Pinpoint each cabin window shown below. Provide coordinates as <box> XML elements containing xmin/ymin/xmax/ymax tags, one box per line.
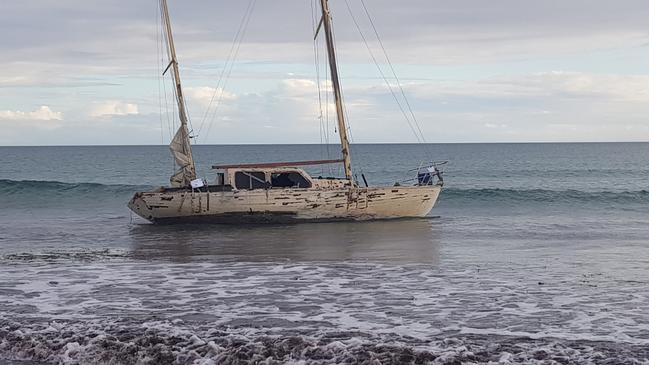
<box><xmin>234</xmin><ymin>171</ymin><xmax>267</xmax><ymax>190</ymax></box>
<box><xmin>270</xmin><ymin>172</ymin><xmax>311</xmax><ymax>188</ymax></box>
<box><xmin>215</xmin><ymin>172</ymin><xmax>225</xmax><ymax>186</ymax></box>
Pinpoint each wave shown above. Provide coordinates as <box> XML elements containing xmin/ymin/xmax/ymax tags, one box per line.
<box><xmin>0</xmin><ymin>179</ymin><xmax>150</xmax><ymax>195</ymax></box>
<box><xmin>0</xmin><ymin>179</ymin><xmax>149</xmax><ymax>196</ymax></box>
<box><xmin>1</xmin><ymin>179</ymin><xmax>647</xmax><ymax>208</ymax></box>
<box><xmin>0</xmin><ymin>179</ymin><xmax>152</xmax><ymax>208</ymax></box>
<box><xmin>440</xmin><ymin>187</ymin><xmax>649</xmax><ymax>206</ymax></box>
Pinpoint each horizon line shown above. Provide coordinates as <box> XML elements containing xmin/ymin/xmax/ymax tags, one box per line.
<box><xmin>1</xmin><ymin>141</ymin><xmax>648</xmax><ymax>147</ymax></box>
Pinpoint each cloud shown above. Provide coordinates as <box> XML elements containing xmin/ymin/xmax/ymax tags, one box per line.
<box><xmin>185</xmin><ymin>86</ymin><xmax>237</xmax><ymax>107</ymax></box>
<box><xmin>3</xmin><ymin>1</ymin><xmax>649</xmax><ymax>144</ymax></box>
<box><xmin>500</xmin><ymin>72</ymin><xmax>649</xmax><ymax>102</ymax></box>
<box><xmin>184</xmin><ymin>73</ymin><xmax>649</xmax><ymax>143</ymax></box>
<box><xmin>0</xmin><ymin>106</ymin><xmax>64</xmax><ymax>142</ymax></box>
<box><xmin>0</xmin><ymin>75</ymin><xmax>35</xmax><ymax>87</ymax></box>
<box><xmin>408</xmin><ymin>72</ymin><xmax>649</xmax><ymax>103</ymax></box>
<box><xmin>89</xmin><ymin>101</ymin><xmax>139</xmax><ymax>118</ymax></box>
<box><xmin>0</xmin><ymin>106</ymin><xmax>63</xmax><ymax>121</ymax></box>
<box><xmin>4</xmin><ymin>1</ymin><xmax>648</xmax><ymax>75</ymax></box>
<box><xmin>185</xmin><ymin>78</ymin><xmax>341</xmax><ymax>143</ymax></box>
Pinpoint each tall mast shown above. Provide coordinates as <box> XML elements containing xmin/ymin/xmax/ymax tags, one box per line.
<box><xmin>319</xmin><ymin>0</ymin><xmax>353</xmax><ymax>182</ymax></box>
<box><xmin>160</xmin><ymin>0</ymin><xmax>196</xmax><ymax>187</ymax></box>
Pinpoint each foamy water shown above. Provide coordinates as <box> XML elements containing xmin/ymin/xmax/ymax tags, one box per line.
<box><xmin>2</xmin><ymin>244</ymin><xmax>649</xmax><ymax>364</ymax></box>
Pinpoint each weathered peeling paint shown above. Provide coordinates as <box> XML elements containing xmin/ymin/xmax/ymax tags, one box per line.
<box><xmin>128</xmin><ymin>185</ymin><xmax>441</xmax><ymax>224</ymax></box>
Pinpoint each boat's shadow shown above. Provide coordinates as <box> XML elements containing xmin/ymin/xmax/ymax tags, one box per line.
<box><xmin>127</xmin><ymin>218</ymin><xmax>442</xmax><ymax>264</ymax></box>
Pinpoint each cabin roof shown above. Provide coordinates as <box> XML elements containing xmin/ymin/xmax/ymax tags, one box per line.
<box><xmin>212</xmin><ymin>159</ymin><xmax>343</xmax><ymax>170</ymax></box>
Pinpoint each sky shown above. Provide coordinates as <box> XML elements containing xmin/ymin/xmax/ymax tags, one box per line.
<box><xmin>2</xmin><ymin>0</ymin><xmax>649</xmax><ymax>145</ymax></box>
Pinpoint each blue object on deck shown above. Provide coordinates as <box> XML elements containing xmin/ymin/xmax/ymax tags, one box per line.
<box><xmin>417</xmin><ymin>168</ymin><xmax>435</xmax><ymax>185</ymax></box>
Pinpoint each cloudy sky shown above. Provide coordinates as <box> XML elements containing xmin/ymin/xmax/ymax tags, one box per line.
<box><xmin>2</xmin><ymin>0</ymin><xmax>649</xmax><ymax>145</ymax></box>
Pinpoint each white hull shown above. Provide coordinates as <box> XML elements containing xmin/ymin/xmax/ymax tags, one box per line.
<box><xmin>128</xmin><ymin>185</ymin><xmax>441</xmax><ymax>224</ymax></box>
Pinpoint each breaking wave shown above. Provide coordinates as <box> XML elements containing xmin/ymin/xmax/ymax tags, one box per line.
<box><xmin>1</xmin><ymin>249</ymin><xmax>131</xmax><ymax>263</ymax></box>
<box><xmin>1</xmin><ymin>179</ymin><xmax>647</xmax><ymax>209</ymax></box>
<box><xmin>440</xmin><ymin>187</ymin><xmax>649</xmax><ymax>206</ymax></box>
<box><xmin>0</xmin><ymin>179</ymin><xmax>151</xmax><ymax>208</ymax></box>
<box><xmin>0</xmin><ymin>179</ymin><xmax>147</xmax><ymax>196</ymax></box>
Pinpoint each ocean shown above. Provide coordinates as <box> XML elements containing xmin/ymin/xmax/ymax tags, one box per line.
<box><xmin>0</xmin><ymin>143</ymin><xmax>648</xmax><ymax>364</ymax></box>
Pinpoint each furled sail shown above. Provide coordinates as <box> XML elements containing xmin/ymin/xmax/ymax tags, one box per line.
<box><xmin>169</xmin><ymin>124</ymin><xmax>196</xmax><ymax>187</ymax></box>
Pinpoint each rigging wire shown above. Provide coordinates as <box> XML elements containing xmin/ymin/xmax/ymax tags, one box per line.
<box><xmin>155</xmin><ymin>1</ymin><xmax>164</xmax><ymax>145</ymax></box>
<box><xmin>196</xmin><ymin>0</ymin><xmax>257</xmax><ymax>143</ymax></box>
<box><xmin>312</xmin><ymin>0</ymin><xmax>335</xmax><ymax>176</ymax></box>
<box><xmin>322</xmin><ymin>9</ymin><xmax>340</xmax><ymax>177</ymax></box>
<box><xmin>157</xmin><ymin>0</ymin><xmax>175</xmax><ymax>174</ymax></box>
<box><xmin>357</xmin><ymin>0</ymin><xmax>433</xmax><ymax>160</ymax></box>
<box><xmin>160</xmin><ymin>1</ymin><xmax>197</xmax><ymax>141</ymax></box>
<box><xmin>343</xmin><ymin>0</ymin><xmax>424</xmax><ymax>145</ymax></box>
<box><xmin>311</xmin><ymin>0</ymin><xmax>323</xmax><ymax>173</ymax></box>
<box><xmin>324</xmin><ymin>36</ymin><xmax>335</xmax><ymax>176</ymax></box>
<box><xmin>359</xmin><ymin>0</ymin><xmax>427</xmax><ymax>142</ymax></box>
<box><xmin>311</xmin><ymin>0</ymin><xmax>330</xmax><ymax>176</ymax></box>
<box><xmin>157</xmin><ymin>2</ymin><xmax>166</xmax><ymax>138</ymax></box>
<box><xmin>159</xmin><ymin>2</ymin><xmax>179</xmax><ymax>137</ymax></box>
<box><xmin>196</xmin><ymin>0</ymin><xmax>253</xmax><ymax>137</ymax></box>
<box><xmin>327</xmin><ymin>4</ymin><xmax>360</xmax><ymax>179</ymax></box>
<box><xmin>202</xmin><ymin>0</ymin><xmax>257</xmax><ymax>143</ymax></box>
<box><xmin>329</xmin><ymin>12</ymin><xmax>354</xmax><ymax>145</ymax></box>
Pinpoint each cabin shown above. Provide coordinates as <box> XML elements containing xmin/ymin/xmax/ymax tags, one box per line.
<box><xmin>211</xmin><ymin>160</ymin><xmax>352</xmax><ymax>191</ymax></box>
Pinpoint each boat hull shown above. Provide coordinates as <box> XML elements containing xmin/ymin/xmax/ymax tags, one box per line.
<box><xmin>128</xmin><ymin>185</ymin><xmax>441</xmax><ymax>224</ymax></box>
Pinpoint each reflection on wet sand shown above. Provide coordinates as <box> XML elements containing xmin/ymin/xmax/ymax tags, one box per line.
<box><xmin>128</xmin><ymin>218</ymin><xmax>441</xmax><ymax>264</ymax></box>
